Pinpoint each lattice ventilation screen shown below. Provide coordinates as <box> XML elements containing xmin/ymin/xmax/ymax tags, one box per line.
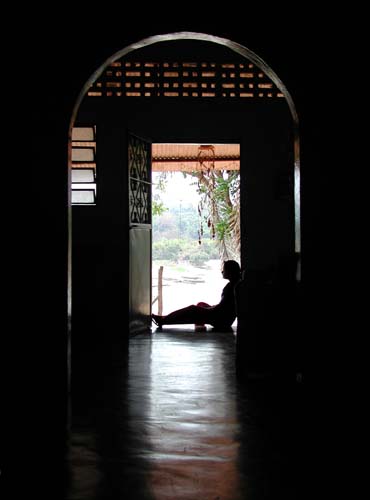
<box><xmin>88</xmin><ymin>61</ymin><xmax>283</xmax><ymax>99</ymax></box>
<box><xmin>128</xmin><ymin>134</ymin><xmax>151</xmax><ymax>225</ymax></box>
<box><xmin>71</xmin><ymin>127</ymin><xmax>97</xmax><ymax>205</ymax></box>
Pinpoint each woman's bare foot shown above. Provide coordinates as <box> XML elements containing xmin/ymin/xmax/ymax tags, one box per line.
<box><xmin>152</xmin><ymin>314</ymin><xmax>163</xmax><ymax>329</ymax></box>
<box><xmin>195</xmin><ymin>324</ymin><xmax>207</xmax><ymax>332</ymax></box>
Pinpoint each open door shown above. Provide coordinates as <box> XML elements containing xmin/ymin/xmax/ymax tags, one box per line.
<box><xmin>128</xmin><ymin>132</ymin><xmax>152</xmax><ymax>333</ymax></box>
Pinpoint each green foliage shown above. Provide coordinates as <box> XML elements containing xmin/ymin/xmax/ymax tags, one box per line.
<box><xmin>153</xmin><ymin>239</ymin><xmax>183</xmax><ymax>260</ymax></box>
<box><xmin>193</xmin><ymin>169</ymin><xmax>240</xmax><ymax>261</ymax></box>
<box><xmin>152</xmin><ymin>181</ymin><xmax>168</xmax><ymax>216</ymax></box>
<box><xmin>152</xmin><ymin>238</ymin><xmax>219</xmax><ymax>264</ymax></box>
<box><xmin>152</xmin><ymin>204</ymin><xmax>200</xmax><ymax>240</ymax></box>
<box><xmin>152</xmin><ymin>199</ymin><xmax>168</xmax><ymax>216</ymax></box>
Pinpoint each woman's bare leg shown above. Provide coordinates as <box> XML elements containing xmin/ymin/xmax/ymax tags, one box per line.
<box><xmin>153</xmin><ymin>305</ymin><xmax>210</xmax><ymax>326</ymax></box>
<box><xmin>194</xmin><ymin>302</ymin><xmax>210</xmax><ymax>330</ymax></box>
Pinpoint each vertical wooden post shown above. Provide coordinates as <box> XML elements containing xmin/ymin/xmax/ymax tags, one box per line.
<box><xmin>158</xmin><ymin>266</ymin><xmax>163</xmax><ymax>315</ymax></box>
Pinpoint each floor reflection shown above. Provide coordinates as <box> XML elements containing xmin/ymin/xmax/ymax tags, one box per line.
<box><xmin>142</xmin><ymin>331</ymin><xmax>241</xmax><ymax>499</ymax></box>
<box><xmin>65</xmin><ymin>329</ymin><xmax>305</xmax><ymax>499</ymax></box>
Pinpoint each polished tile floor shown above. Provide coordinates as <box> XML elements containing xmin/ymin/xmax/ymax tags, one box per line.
<box><xmin>64</xmin><ymin>328</ymin><xmax>307</xmax><ymax>499</ymax></box>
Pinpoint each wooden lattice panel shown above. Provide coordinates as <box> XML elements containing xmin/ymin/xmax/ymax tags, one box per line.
<box><xmin>128</xmin><ymin>135</ymin><xmax>151</xmax><ymax>224</ymax></box>
<box><xmin>88</xmin><ymin>61</ymin><xmax>283</xmax><ymax>99</ymax></box>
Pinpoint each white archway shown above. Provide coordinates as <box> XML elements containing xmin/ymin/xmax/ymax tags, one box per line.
<box><xmin>67</xmin><ymin>32</ymin><xmax>301</xmax><ymax>333</ymax></box>
<box><xmin>69</xmin><ymin>31</ymin><xmax>300</xmax><ymax>244</ymax></box>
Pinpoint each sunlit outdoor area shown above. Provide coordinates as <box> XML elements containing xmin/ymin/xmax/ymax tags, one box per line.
<box><xmin>151</xmin><ymin>144</ymin><xmax>240</xmax><ymax>322</ymax></box>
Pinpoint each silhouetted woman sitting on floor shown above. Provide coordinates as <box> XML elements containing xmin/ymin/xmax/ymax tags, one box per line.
<box><xmin>152</xmin><ymin>259</ymin><xmax>241</xmax><ymax>331</ymax></box>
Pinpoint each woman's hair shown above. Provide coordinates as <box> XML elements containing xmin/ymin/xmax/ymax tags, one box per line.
<box><xmin>223</xmin><ymin>260</ymin><xmax>241</xmax><ymax>279</ymax></box>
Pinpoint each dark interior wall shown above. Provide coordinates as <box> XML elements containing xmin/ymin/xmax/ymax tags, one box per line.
<box><xmin>71</xmin><ymin>125</ymin><xmax>129</xmax><ymax>345</ymax></box>
<box><xmin>72</xmin><ymin>97</ymin><xmax>293</xmax><ymax>338</ymax></box>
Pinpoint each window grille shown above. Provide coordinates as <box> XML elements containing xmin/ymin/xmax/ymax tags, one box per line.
<box><xmin>128</xmin><ymin>134</ymin><xmax>151</xmax><ymax>225</ymax></box>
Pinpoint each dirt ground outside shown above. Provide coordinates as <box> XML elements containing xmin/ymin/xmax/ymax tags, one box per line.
<box><xmin>152</xmin><ymin>259</ymin><xmax>237</xmax><ymax>326</ymax></box>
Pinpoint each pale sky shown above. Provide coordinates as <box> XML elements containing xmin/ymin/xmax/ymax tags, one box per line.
<box><xmin>152</xmin><ymin>172</ymin><xmax>200</xmax><ymax>207</ymax></box>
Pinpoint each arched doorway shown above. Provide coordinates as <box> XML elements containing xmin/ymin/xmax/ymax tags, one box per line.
<box><xmin>68</xmin><ymin>32</ymin><xmax>300</xmax><ymax>368</ymax></box>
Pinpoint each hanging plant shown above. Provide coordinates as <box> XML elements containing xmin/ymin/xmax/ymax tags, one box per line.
<box><xmin>193</xmin><ymin>151</ymin><xmax>240</xmax><ymax>262</ymax></box>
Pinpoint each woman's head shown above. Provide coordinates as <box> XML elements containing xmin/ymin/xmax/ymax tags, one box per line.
<box><xmin>222</xmin><ymin>260</ymin><xmax>241</xmax><ymax>281</ymax></box>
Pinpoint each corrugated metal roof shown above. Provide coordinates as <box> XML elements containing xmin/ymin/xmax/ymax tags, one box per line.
<box><xmin>152</xmin><ymin>143</ymin><xmax>240</xmax><ymax>171</ymax></box>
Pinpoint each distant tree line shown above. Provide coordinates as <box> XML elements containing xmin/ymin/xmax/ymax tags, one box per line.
<box><xmin>153</xmin><ymin>238</ymin><xmax>219</xmax><ymax>265</ymax></box>
<box><xmin>153</xmin><ymin>204</ymin><xmax>202</xmax><ymax>240</ymax></box>
<box><xmin>153</xmin><ymin>204</ymin><xmax>219</xmax><ymax>265</ymax></box>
